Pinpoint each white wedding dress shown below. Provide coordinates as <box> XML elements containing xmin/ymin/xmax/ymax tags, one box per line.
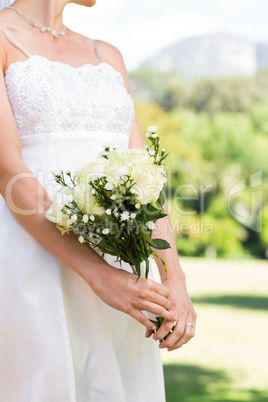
<box><xmin>0</xmin><ymin>26</ymin><xmax>165</xmax><ymax>402</ymax></box>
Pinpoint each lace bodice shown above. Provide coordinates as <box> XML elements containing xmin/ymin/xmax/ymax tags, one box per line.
<box><xmin>4</xmin><ymin>55</ymin><xmax>135</xmax><ymax>138</ymax></box>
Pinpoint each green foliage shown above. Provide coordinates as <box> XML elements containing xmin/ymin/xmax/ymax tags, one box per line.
<box><xmin>134</xmin><ymin>97</ymin><xmax>268</xmax><ymax>259</ymax></box>
<box><xmin>163</xmin><ymin>258</ymin><xmax>268</xmax><ymax>401</ymax></box>
<box><xmin>130</xmin><ymin>68</ymin><xmax>268</xmax><ymax>114</ymax></box>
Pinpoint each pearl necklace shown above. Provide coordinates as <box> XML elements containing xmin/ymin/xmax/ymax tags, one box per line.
<box><xmin>8</xmin><ymin>6</ymin><xmax>66</xmax><ymax>38</ymax></box>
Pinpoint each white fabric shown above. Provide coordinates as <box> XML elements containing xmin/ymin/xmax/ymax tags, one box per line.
<box><xmin>0</xmin><ymin>55</ymin><xmax>166</xmax><ymax>401</ymax></box>
<box><xmin>5</xmin><ymin>55</ymin><xmax>135</xmax><ymax>137</ymax></box>
<box><xmin>0</xmin><ymin>0</ymin><xmax>15</xmax><ymax>11</ymax></box>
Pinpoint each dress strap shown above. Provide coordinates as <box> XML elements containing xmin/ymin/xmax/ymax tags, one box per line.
<box><xmin>92</xmin><ymin>39</ymin><xmax>103</xmax><ymax>63</ymax></box>
<box><xmin>0</xmin><ymin>25</ymin><xmax>32</xmax><ymax>57</ymax></box>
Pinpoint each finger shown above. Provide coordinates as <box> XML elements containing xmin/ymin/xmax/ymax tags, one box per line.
<box><xmin>157</xmin><ymin>315</ymin><xmax>186</xmax><ymax>347</ymax></box>
<box><xmin>167</xmin><ymin>326</ymin><xmax>195</xmax><ymax>351</ymax></box>
<box><xmin>153</xmin><ymin>318</ymin><xmax>176</xmax><ymax>341</ymax></box>
<box><xmin>150</xmin><ymin>281</ymin><xmax>170</xmax><ymax>298</ymax></box>
<box><xmin>160</xmin><ymin>320</ymin><xmax>195</xmax><ymax>349</ymax></box>
<box><xmin>145</xmin><ymin>328</ymin><xmax>153</xmax><ymax>338</ymax></box>
<box><xmin>131</xmin><ymin>310</ymin><xmax>157</xmax><ymax>331</ymax></box>
<box><xmin>139</xmin><ymin>301</ymin><xmax>176</xmax><ymax>322</ymax></box>
<box><xmin>148</xmin><ymin>291</ymin><xmax>171</xmax><ymax>311</ymax></box>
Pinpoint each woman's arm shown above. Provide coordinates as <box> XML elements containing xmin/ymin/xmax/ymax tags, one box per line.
<box><xmin>99</xmin><ymin>41</ymin><xmax>197</xmax><ymax>350</ymax></box>
<box><xmin>0</xmin><ymin>38</ymin><xmax>176</xmax><ymax>332</ymax></box>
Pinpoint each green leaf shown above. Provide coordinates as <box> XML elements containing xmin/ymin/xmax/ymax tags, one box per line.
<box><xmin>140</xmin><ymin>253</ymin><xmax>150</xmax><ymax>279</ymax></box>
<box><xmin>152</xmin><ymin>251</ymin><xmax>168</xmax><ymax>279</ymax></box>
<box><xmin>58</xmin><ymin>226</ymin><xmax>69</xmax><ymax>235</ymax></box>
<box><xmin>151</xmin><ymin>238</ymin><xmax>171</xmax><ymax>250</ymax></box>
<box><xmin>133</xmin><ymin>255</ymin><xmax>142</xmax><ymax>278</ymax></box>
<box><xmin>97</xmin><ymin>239</ymin><xmax>118</xmax><ymax>256</ymax></box>
<box><xmin>157</xmin><ymin>190</ymin><xmax>165</xmax><ymax>208</ymax></box>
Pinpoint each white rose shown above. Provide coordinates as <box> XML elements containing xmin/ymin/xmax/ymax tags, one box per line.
<box><xmin>45</xmin><ymin>187</ymin><xmax>74</xmax><ymax>228</ymax></box>
<box><xmin>132</xmin><ymin>165</ymin><xmax>165</xmax><ymax>205</ymax></box>
<box><xmin>103</xmin><ymin>150</ymin><xmax>128</xmax><ymax>186</ymax></box>
<box><xmin>74</xmin><ymin>183</ymin><xmax>104</xmax><ymax>216</ymax></box>
<box><xmin>123</xmin><ymin>149</ymin><xmax>154</xmax><ymax>182</ymax></box>
<box><xmin>125</xmin><ymin>148</ymin><xmax>153</xmax><ymax>168</ymax></box>
<box><xmin>75</xmin><ymin>157</ymin><xmax>108</xmax><ymax>184</ymax></box>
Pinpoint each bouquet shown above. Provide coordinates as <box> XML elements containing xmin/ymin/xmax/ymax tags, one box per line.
<box><xmin>46</xmin><ymin>126</ymin><xmax>172</xmax><ymax>335</ymax></box>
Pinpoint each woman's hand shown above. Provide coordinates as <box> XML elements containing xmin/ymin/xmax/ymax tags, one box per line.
<box><xmin>146</xmin><ymin>271</ymin><xmax>197</xmax><ymax>351</ymax></box>
<box><xmin>90</xmin><ymin>262</ymin><xmax>177</xmax><ymax>331</ymax></box>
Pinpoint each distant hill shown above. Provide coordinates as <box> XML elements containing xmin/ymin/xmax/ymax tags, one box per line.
<box><xmin>141</xmin><ymin>33</ymin><xmax>268</xmax><ymax>80</ymax></box>
<box><xmin>256</xmin><ymin>43</ymin><xmax>268</xmax><ymax>70</ymax></box>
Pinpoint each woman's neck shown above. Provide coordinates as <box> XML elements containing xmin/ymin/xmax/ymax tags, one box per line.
<box><xmin>10</xmin><ymin>0</ymin><xmax>69</xmax><ymax>30</ymax></box>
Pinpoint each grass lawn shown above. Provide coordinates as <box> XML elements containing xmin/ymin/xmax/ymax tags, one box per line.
<box><xmin>161</xmin><ymin>257</ymin><xmax>268</xmax><ymax>402</ymax></box>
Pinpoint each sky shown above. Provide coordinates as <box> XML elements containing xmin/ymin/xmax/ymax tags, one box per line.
<box><xmin>63</xmin><ymin>0</ymin><xmax>268</xmax><ymax>72</ymax></box>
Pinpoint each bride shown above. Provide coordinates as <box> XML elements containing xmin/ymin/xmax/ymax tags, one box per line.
<box><xmin>0</xmin><ymin>0</ymin><xmax>196</xmax><ymax>401</ymax></box>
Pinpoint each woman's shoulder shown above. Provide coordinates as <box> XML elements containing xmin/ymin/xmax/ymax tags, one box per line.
<box><xmin>0</xmin><ymin>19</ymin><xmax>8</xmax><ymax>72</ymax></box>
<box><xmin>96</xmin><ymin>40</ymin><xmax>124</xmax><ymax>65</ymax></box>
<box><xmin>95</xmin><ymin>39</ymin><xmax>129</xmax><ymax>88</ymax></box>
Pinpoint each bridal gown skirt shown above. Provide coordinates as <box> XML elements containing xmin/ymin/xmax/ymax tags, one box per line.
<box><xmin>0</xmin><ymin>132</ymin><xmax>166</xmax><ymax>402</ymax></box>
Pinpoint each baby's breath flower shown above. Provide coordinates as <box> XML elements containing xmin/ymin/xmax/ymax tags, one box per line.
<box><xmin>146</xmin><ymin>221</ymin><xmax>156</xmax><ymax>230</ymax></box>
<box><xmin>106</xmin><ymin>209</ymin><xmax>112</xmax><ymax>215</ymax></box>
<box><xmin>130</xmin><ymin>213</ymin><xmax>136</xmax><ymax>219</ymax></box>
<box><xmin>121</xmin><ymin>211</ymin><xmax>130</xmax><ymax>221</ymax></box>
<box><xmin>90</xmin><ymin>215</ymin><xmax>95</xmax><ymax>221</ymax></box>
<box><xmin>82</xmin><ymin>214</ymin><xmax>89</xmax><ymax>223</ymax></box>
<box><xmin>110</xmin><ymin>194</ymin><xmax>116</xmax><ymax>200</ymax></box>
<box><xmin>147</xmin><ymin>125</ymin><xmax>158</xmax><ymax>133</ymax></box>
<box><xmin>91</xmin><ymin>188</ymin><xmax>96</xmax><ymax>195</ymax></box>
<box><xmin>78</xmin><ymin>236</ymin><xmax>85</xmax><ymax>244</ymax></box>
<box><xmin>52</xmin><ymin>170</ymin><xmax>61</xmax><ymax>177</ymax></box>
<box><xmin>116</xmin><ymin>167</ymin><xmax>129</xmax><ymax>177</ymax></box>
<box><xmin>104</xmin><ymin>182</ymin><xmax>114</xmax><ymax>191</ymax></box>
<box><xmin>151</xmin><ymin>133</ymin><xmax>158</xmax><ymax>138</ymax></box>
<box><xmin>70</xmin><ymin>214</ymin><xmax>77</xmax><ymax>223</ymax></box>
<box><xmin>162</xmin><ymin>148</ymin><xmax>165</xmax><ymax>152</ymax></box>
<box><xmin>145</xmin><ymin>132</ymin><xmax>150</xmax><ymax>138</ymax></box>
<box><xmin>135</xmin><ymin>203</ymin><xmax>141</xmax><ymax>209</ymax></box>
<box><xmin>89</xmin><ymin>172</ymin><xmax>105</xmax><ymax>180</ymax></box>
<box><xmin>149</xmin><ymin>149</ymin><xmax>155</xmax><ymax>156</ymax></box>
<box><xmin>156</xmin><ymin>156</ymin><xmax>160</xmax><ymax>162</ymax></box>
<box><xmin>102</xmin><ymin>228</ymin><xmax>110</xmax><ymax>235</ymax></box>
